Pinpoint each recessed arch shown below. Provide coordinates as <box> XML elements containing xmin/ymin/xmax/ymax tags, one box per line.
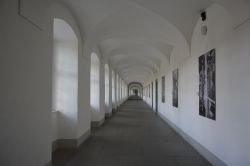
<box><xmin>52</xmin><ymin>18</ymin><xmax>78</xmax><ymax>141</ymax></box>
<box><xmin>104</xmin><ymin>64</ymin><xmax>110</xmax><ymax>113</ymax></box>
<box><xmin>112</xmin><ymin>70</ymin><xmax>116</xmax><ymax>109</ymax></box>
<box><xmin>116</xmin><ymin>74</ymin><xmax>120</xmax><ymax>104</ymax></box>
<box><xmin>90</xmin><ymin>52</ymin><xmax>100</xmax><ymax>121</ymax></box>
<box><xmin>128</xmin><ymin>82</ymin><xmax>143</xmax><ymax>98</ymax></box>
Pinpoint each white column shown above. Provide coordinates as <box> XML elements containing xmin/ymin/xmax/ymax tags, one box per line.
<box><xmin>114</xmin><ymin>73</ymin><xmax>118</xmax><ymax>109</ymax></box>
<box><xmin>99</xmin><ymin>57</ymin><xmax>105</xmax><ymax>122</ymax></box>
<box><xmin>108</xmin><ymin>66</ymin><xmax>113</xmax><ymax>114</ymax></box>
<box><xmin>116</xmin><ymin>74</ymin><xmax>120</xmax><ymax>106</ymax></box>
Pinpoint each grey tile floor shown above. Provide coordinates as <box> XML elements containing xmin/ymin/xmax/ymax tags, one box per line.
<box><xmin>52</xmin><ymin>100</ymin><xmax>212</xmax><ymax>166</ymax></box>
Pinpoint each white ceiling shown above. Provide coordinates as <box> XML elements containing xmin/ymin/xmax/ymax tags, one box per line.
<box><xmin>58</xmin><ymin>0</ymin><xmax>250</xmax><ymax>85</ymax></box>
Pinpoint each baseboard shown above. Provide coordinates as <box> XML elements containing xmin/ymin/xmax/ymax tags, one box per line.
<box><xmin>52</xmin><ymin>129</ymin><xmax>91</xmax><ymax>151</ymax></box>
<box><xmin>76</xmin><ymin>129</ymin><xmax>91</xmax><ymax>147</ymax></box>
<box><xmin>105</xmin><ymin>112</ymin><xmax>112</xmax><ymax>118</ymax></box>
<box><xmin>158</xmin><ymin>112</ymin><xmax>227</xmax><ymax>166</ymax></box>
<box><xmin>91</xmin><ymin>118</ymin><xmax>105</xmax><ymax>128</ymax></box>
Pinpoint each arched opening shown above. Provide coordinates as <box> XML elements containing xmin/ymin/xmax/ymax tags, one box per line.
<box><xmin>112</xmin><ymin>70</ymin><xmax>116</xmax><ymax>109</ymax></box>
<box><xmin>133</xmin><ymin>89</ymin><xmax>139</xmax><ymax>96</ymax></box>
<box><xmin>128</xmin><ymin>82</ymin><xmax>143</xmax><ymax>100</ymax></box>
<box><xmin>122</xmin><ymin>80</ymin><xmax>126</xmax><ymax>101</ymax></box>
<box><xmin>105</xmin><ymin>64</ymin><xmax>110</xmax><ymax>113</ymax></box>
<box><xmin>116</xmin><ymin>74</ymin><xmax>120</xmax><ymax>105</ymax></box>
<box><xmin>119</xmin><ymin>78</ymin><xmax>122</xmax><ymax>102</ymax></box>
<box><xmin>128</xmin><ymin>82</ymin><xmax>143</xmax><ymax>97</ymax></box>
<box><xmin>52</xmin><ymin>18</ymin><xmax>78</xmax><ymax>145</ymax></box>
<box><xmin>90</xmin><ymin>52</ymin><xmax>100</xmax><ymax>121</ymax></box>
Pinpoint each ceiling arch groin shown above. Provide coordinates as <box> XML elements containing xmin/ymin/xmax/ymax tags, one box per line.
<box><xmin>82</xmin><ymin>0</ymin><xmax>190</xmax><ymax>85</ymax></box>
<box><xmin>59</xmin><ymin>0</ymin><xmax>250</xmax><ymax>85</ymax></box>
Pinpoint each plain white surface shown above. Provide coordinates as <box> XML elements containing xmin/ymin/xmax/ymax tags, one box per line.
<box><xmin>90</xmin><ymin>52</ymin><xmax>101</xmax><ymax>121</ymax></box>
<box><xmin>144</xmin><ymin>4</ymin><xmax>250</xmax><ymax>166</ymax></box>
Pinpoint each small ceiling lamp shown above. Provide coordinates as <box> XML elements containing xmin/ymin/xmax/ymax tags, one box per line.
<box><xmin>200</xmin><ymin>10</ymin><xmax>207</xmax><ymax>35</ymax></box>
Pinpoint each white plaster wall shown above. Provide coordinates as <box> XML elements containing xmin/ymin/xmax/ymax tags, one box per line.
<box><xmin>0</xmin><ymin>1</ymin><xmax>52</xmax><ymax>165</ymax></box>
<box><xmin>108</xmin><ymin>65</ymin><xmax>113</xmax><ymax>113</ymax></box>
<box><xmin>188</xmin><ymin>4</ymin><xmax>250</xmax><ymax>165</ymax></box>
<box><xmin>53</xmin><ymin>39</ymin><xmax>78</xmax><ymax>139</ymax></box>
<box><xmin>122</xmin><ymin>81</ymin><xmax>127</xmax><ymax>101</ymax></box>
<box><xmin>116</xmin><ymin>74</ymin><xmax>120</xmax><ymax>106</ymax></box>
<box><xmin>152</xmin><ymin>82</ymin><xmax>155</xmax><ymax>110</ymax></box>
<box><xmin>148</xmin><ymin>4</ymin><xmax>250</xmax><ymax>166</ymax></box>
<box><xmin>51</xmin><ymin>112</ymin><xmax>59</xmax><ymax>142</ymax></box>
<box><xmin>120</xmin><ymin>78</ymin><xmax>122</xmax><ymax>103</ymax></box>
<box><xmin>99</xmin><ymin>58</ymin><xmax>106</xmax><ymax>120</ymax></box>
<box><xmin>145</xmin><ymin>84</ymin><xmax>151</xmax><ymax>106</ymax></box>
<box><xmin>0</xmin><ymin>2</ymin><xmax>91</xmax><ymax>165</ymax></box>
<box><xmin>49</xmin><ymin>2</ymin><xmax>91</xmax><ymax>144</ymax></box>
<box><xmin>125</xmin><ymin>82</ymin><xmax>127</xmax><ymax>100</ymax></box>
<box><xmin>122</xmin><ymin>82</ymin><xmax>124</xmax><ymax>99</ymax></box>
<box><xmin>114</xmin><ymin>72</ymin><xmax>118</xmax><ymax>108</ymax></box>
<box><xmin>105</xmin><ymin>64</ymin><xmax>111</xmax><ymax>113</ymax></box>
<box><xmin>112</xmin><ymin>70</ymin><xmax>116</xmax><ymax>109</ymax></box>
<box><xmin>90</xmin><ymin>48</ymin><xmax>106</xmax><ymax>122</ymax></box>
<box><xmin>120</xmin><ymin>79</ymin><xmax>122</xmax><ymax>101</ymax></box>
<box><xmin>77</xmin><ymin>54</ymin><xmax>91</xmax><ymax>137</ymax></box>
<box><xmin>90</xmin><ymin>53</ymin><xmax>101</xmax><ymax>121</ymax></box>
<box><xmin>117</xmin><ymin>76</ymin><xmax>121</xmax><ymax>105</ymax></box>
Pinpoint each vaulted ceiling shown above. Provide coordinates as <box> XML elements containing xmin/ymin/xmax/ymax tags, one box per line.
<box><xmin>59</xmin><ymin>0</ymin><xmax>250</xmax><ymax>85</ymax></box>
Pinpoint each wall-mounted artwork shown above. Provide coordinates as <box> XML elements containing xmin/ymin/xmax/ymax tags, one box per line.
<box><xmin>162</xmin><ymin>76</ymin><xmax>165</xmax><ymax>103</ymax></box>
<box><xmin>172</xmin><ymin>69</ymin><xmax>178</xmax><ymax>108</ymax></box>
<box><xmin>199</xmin><ymin>49</ymin><xmax>216</xmax><ymax>120</ymax></box>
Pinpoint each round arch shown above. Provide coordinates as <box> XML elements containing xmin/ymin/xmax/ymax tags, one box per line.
<box><xmin>90</xmin><ymin>52</ymin><xmax>101</xmax><ymax>122</ymax></box>
<box><xmin>128</xmin><ymin>82</ymin><xmax>143</xmax><ymax>97</ymax></box>
<box><xmin>52</xmin><ymin>17</ymin><xmax>79</xmax><ymax>145</ymax></box>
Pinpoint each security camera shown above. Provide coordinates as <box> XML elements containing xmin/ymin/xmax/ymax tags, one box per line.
<box><xmin>201</xmin><ymin>11</ymin><xmax>206</xmax><ymax>21</ymax></box>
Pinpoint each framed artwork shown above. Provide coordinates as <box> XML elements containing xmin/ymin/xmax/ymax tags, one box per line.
<box><xmin>172</xmin><ymin>69</ymin><xmax>178</xmax><ymax>108</ymax></box>
<box><xmin>199</xmin><ymin>49</ymin><xmax>216</xmax><ymax>120</ymax></box>
<box><xmin>162</xmin><ymin>76</ymin><xmax>165</xmax><ymax>103</ymax></box>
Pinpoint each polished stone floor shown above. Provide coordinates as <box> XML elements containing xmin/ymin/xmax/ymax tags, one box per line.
<box><xmin>52</xmin><ymin>99</ymin><xmax>212</xmax><ymax>166</ymax></box>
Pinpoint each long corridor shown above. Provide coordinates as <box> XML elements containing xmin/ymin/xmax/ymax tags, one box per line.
<box><xmin>53</xmin><ymin>99</ymin><xmax>211</xmax><ymax>166</ymax></box>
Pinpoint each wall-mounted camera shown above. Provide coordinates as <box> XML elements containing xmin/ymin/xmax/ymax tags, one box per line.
<box><xmin>200</xmin><ymin>10</ymin><xmax>207</xmax><ymax>35</ymax></box>
<box><xmin>201</xmin><ymin>11</ymin><xmax>206</xmax><ymax>21</ymax></box>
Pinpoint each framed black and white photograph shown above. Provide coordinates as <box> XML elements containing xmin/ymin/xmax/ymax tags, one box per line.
<box><xmin>199</xmin><ymin>49</ymin><xmax>216</xmax><ymax>120</ymax></box>
<box><xmin>162</xmin><ymin>76</ymin><xmax>165</xmax><ymax>103</ymax></box>
<box><xmin>172</xmin><ymin>69</ymin><xmax>178</xmax><ymax>108</ymax></box>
